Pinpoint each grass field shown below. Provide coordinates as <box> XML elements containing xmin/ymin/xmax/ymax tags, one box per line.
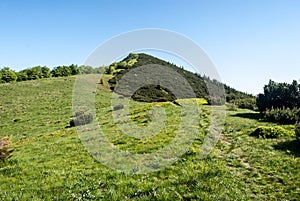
<box><xmin>0</xmin><ymin>76</ymin><xmax>299</xmax><ymax>200</ymax></box>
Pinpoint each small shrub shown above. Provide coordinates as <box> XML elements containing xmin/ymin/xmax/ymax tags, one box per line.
<box><xmin>75</xmin><ymin>111</ymin><xmax>85</xmax><ymax>117</ymax></box>
<box><xmin>229</xmin><ymin>98</ymin><xmax>257</xmax><ymax>110</ymax></box>
<box><xmin>227</xmin><ymin>103</ymin><xmax>237</xmax><ymax>111</ymax></box>
<box><xmin>250</xmin><ymin>126</ymin><xmax>294</xmax><ymax>139</ymax></box>
<box><xmin>70</xmin><ymin>111</ymin><xmax>93</xmax><ymax>127</ymax></box>
<box><xmin>295</xmin><ymin>122</ymin><xmax>300</xmax><ymax>141</ymax></box>
<box><xmin>113</xmin><ymin>104</ymin><xmax>124</xmax><ymax>111</ymax></box>
<box><xmin>207</xmin><ymin>97</ymin><xmax>226</xmax><ymax>105</ymax></box>
<box><xmin>264</xmin><ymin>108</ymin><xmax>300</xmax><ymax>124</ymax></box>
<box><xmin>0</xmin><ymin>137</ymin><xmax>14</xmax><ymax>161</ymax></box>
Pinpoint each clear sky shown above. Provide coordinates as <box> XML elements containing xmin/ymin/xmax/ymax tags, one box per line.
<box><xmin>1</xmin><ymin>0</ymin><xmax>299</xmax><ymax>95</ymax></box>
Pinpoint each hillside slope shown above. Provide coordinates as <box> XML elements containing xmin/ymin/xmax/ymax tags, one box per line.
<box><xmin>106</xmin><ymin>53</ymin><xmax>253</xmax><ymax>104</ymax></box>
<box><xmin>0</xmin><ymin>76</ymin><xmax>299</xmax><ymax>200</ymax></box>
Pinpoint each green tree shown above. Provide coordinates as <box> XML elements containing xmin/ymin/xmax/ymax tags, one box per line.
<box><xmin>41</xmin><ymin>66</ymin><xmax>51</xmax><ymax>78</ymax></box>
<box><xmin>289</xmin><ymin>80</ymin><xmax>299</xmax><ymax>108</ymax></box>
<box><xmin>257</xmin><ymin>79</ymin><xmax>300</xmax><ymax>112</ymax></box>
<box><xmin>69</xmin><ymin>64</ymin><xmax>79</xmax><ymax>75</ymax></box>
<box><xmin>78</xmin><ymin>65</ymin><xmax>94</xmax><ymax>74</ymax></box>
<box><xmin>17</xmin><ymin>70</ymin><xmax>29</xmax><ymax>81</ymax></box>
<box><xmin>51</xmin><ymin>66</ymin><xmax>72</xmax><ymax>77</ymax></box>
<box><xmin>0</xmin><ymin>67</ymin><xmax>17</xmax><ymax>83</ymax></box>
<box><xmin>27</xmin><ymin>66</ymin><xmax>43</xmax><ymax>80</ymax></box>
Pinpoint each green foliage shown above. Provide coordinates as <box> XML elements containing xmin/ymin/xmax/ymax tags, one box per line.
<box><xmin>16</xmin><ymin>70</ymin><xmax>29</xmax><ymax>81</ymax></box>
<box><xmin>78</xmin><ymin>65</ymin><xmax>95</xmax><ymax>74</ymax></box>
<box><xmin>105</xmin><ymin>54</ymin><xmax>138</xmax><ymax>75</ymax></box>
<box><xmin>16</xmin><ymin>66</ymin><xmax>51</xmax><ymax>81</ymax></box>
<box><xmin>93</xmin><ymin>66</ymin><xmax>105</xmax><ymax>74</ymax></box>
<box><xmin>27</xmin><ymin>66</ymin><xmax>43</xmax><ymax>79</ymax></box>
<box><xmin>116</xmin><ymin>61</ymin><xmax>127</xmax><ymax>69</ymax></box>
<box><xmin>105</xmin><ymin>62</ymin><xmax>117</xmax><ymax>74</ymax></box>
<box><xmin>229</xmin><ymin>98</ymin><xmax>257</xmax><ymax>110</ymax></box>
<box><xmin>250</xmin><ymin>126</ymin><xmax>295</xmax><ymax>139</ymax></box>
<box><xmin>257</xmin><ymin>80</ymin><xmax>300</xmax><ymax>124</ymax></box>
<box><xmin>225</xmin><ymin>86</ymin><xmax>254</xmax><ymax>102</ymax></box>
<box><xmin>131</xmin><ymin>85</ymin><xmax>177</xmax><ymax>102</ymax></box>
<box><xmin>207</xmin><ymin>96</ymin><xmax>226</xmax><ymax>105</ymax></box>
<box><xmin>41</xmin><ymin>66</ymin><xmax>52</xmax><ymax>78</ymax></box>
<box><xmin>51</xmin><ymin>64</ymin><xmax>96</xmax><ymax>77</ymax></box>
<box><xmin>227</xmin><ymin>103</ymin><xmax>238</xmax><ymax>111</ymax></box>
<box><xmin>295</xmin><ymin>122</ymin><xmax>300</xmax><ymax>141</ymax></box>
<box><xmin>69</xmin><ymin>64</ymin><xmax>79</xmax><ymax>75</ymax></box>
<box><xmin>225</xmin><ymin>86</ymin><xmax>255</xmax><ymax>110</ymax></box>
<box><xmin>264</xmin><ymin>108</ymin><xmax>300</xmax><ymax>124</ymax></box>
<box><xmin>257</xmin><ymin>79</ymin><xmax>300</xmax><ymax>112</ymax></box>
<box><xmin>3</xmin><ymin>64</ymin><xmax>103</xmax><ymax>83</ymax></box>
<box><xmin>0</xmin><ymin>67</ymin><xmax>17</xmax><ymax>83</ymax></box>
<box><xmin>0</xmin><ymin>137</ymin><xmax>13</xmax><ymax>161</ymax></box>
<box><xmin>51</xmin><ymin>65</ymin><xmax>72</xmax><ymax>77</ymax></box>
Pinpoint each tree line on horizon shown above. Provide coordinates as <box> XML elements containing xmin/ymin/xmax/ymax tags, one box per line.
<box><xmin>0</xmin><ymin>65</ymin><xmax>103</xmax><ymax>83</ymax></box>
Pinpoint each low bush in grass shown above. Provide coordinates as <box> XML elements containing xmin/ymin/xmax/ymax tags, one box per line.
<box><xmin>0</xmin><ymin>137</ymin><xmax>13</xmax><ymax>161</ymax></box>
<box><xmin>226</xmin><ymin>103</ymin><xmax>237</xmax><ymax>111</ymax></box>
<box><xmin>250</xmin><ymin>126</ymin><xmax>294</xmax><ymax>139</ymax></box>
<box><xmin>295</xmin><ymin>122</ymin><xmax>300</xmax><ymax>141</ymax></box>
<box><xmin>207</xmin><ymin>97</ymin><xmax>225</xmax><ymax>105</ymax></box>
<box><xmin>70</xmin><ymin>111</ymin><xmax>93</xmax><ymax>127</ymax></box>
<box><xmin>229</xmin><ymin>98</ymin><xmax>257</xmax><ymax>110</ymax></box>
<box><xmin>264</xmin><ymin>108</ymin><xmax>300</xmax><ymax>124</ymax></box>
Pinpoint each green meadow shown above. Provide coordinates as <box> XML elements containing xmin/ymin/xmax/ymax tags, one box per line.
<box><xmin>0</xmin><ymin>76</ymin><xmax>299</xmax><ymax>200</ymax></box>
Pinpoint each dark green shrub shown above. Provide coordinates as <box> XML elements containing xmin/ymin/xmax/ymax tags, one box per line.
<box><xmin>250</xmin><ymin>126</ymin><xmax>294</xmax><ymax>139</ymax></box>
<box><xmin>295</xmin><ymin>122</ymin><xmax>300</xmax><ymax>141</ymax></box>
<box><xmin>69</xmin><ymin>64</ymin><xmax>79</xmax><ymax>75</ymax></box>
<box><xmin>17</xmin><ymin>70</ymin><xmax>29</xmax><ymax>81</ymax></box>
<box><xmin>113</xmin><ymin>105</ymin><xmax>124</xmax><ymax>111</ymax></box>
<box><xmin>256</xmin><ymin>80</ymin><xmax>300</xmax><ymax>112</ymax></box>
<box><xmin>51</xmin><ymin>66</ymin><xmax>72</xmax><ymax>77</ymax></box>
<box><xmin>264</xmin><ymin>108</ymin><xmax>300</xmax><ymax>124</ymax></box>
<box><xmin>131</xmin><ymin>85</ymin><xmax>177</xmax><ymax>103</ymax></box>
<box><xmin>70</xmin><ymin>111</ymin><xmax>93</xmax><ymax>127</ymax></box>
<box><xmin>41</xmin><ymin>66</ymin><xmax>52</xmax><ymax>78</ymax></box>
<box><xmin>0</xmin><ymin>137</ymin><xmax>14</xmax><ymax>161</ymax></box>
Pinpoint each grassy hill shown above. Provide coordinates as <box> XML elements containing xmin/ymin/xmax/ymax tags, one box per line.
<box><xmin>106</xmin><ymin>53</ymin><xmax>253</xmax><ymax>105</ymax></box>
<box><xmin>0</xmin><ymin>75</ymin><xmax>299</xmax><ymax>200</ymax></box>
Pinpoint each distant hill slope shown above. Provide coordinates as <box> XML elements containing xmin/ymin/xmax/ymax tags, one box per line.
<box><xmin>105</xmin><ymin>53</ymin><xmax>253</xmax><ymax>104</ymax></box>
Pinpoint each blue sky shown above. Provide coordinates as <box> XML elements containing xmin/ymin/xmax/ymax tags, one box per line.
<box><xmin>0</xmin><ymin>0</ymin><xmax>299</xmax><ymax>94</ymax></box>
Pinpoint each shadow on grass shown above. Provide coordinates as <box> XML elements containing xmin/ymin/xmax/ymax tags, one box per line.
<box><xmin>230</xmin><ymin>112</ymin><xmax>263</xmax><ymax>120</ymax></box>
<box><xmin>273</xmin><ymin>140</ymin><xmax>300</xmax><ymax>157</ymax></box>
